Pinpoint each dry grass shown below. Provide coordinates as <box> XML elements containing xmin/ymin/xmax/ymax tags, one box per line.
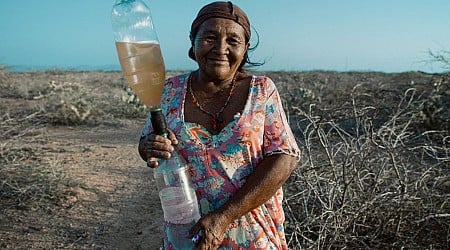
<box><xmin>0</xmin><ymin>69</ymin><xmax>139</xmax><ymax>210</ymax></box>
<box><xmin>275</xmin><ymin>71</ymin><xmax>450</xmax><ymax>249</ymax></box>
<box><xmin>0</xmin><ymin>68</ymin><xmax>449</xmax><ymax>248</ymax></box>
<box><xmin>0</xmin><ymin>106</ymin><xmax>80</xmax><ymax>212</ymax></box>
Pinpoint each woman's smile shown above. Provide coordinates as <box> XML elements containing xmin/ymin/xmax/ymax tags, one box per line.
<box><xmin>192</xmin><ymin>18</ymin><xmax>249</xmax><ymax>81</ymax></box>
<box><xmin>138</xmin><ymin>2</ymin><xmax>300</xmax><ymax>249</ymax></box>
<box><xmin>208</xmin><ymin>57</ymin><xmax>228</xmax><ymax>64</ymax></box>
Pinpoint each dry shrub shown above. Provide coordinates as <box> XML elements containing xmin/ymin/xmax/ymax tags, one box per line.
<box><xmin>0</xmin><ymin>108</ymin><xmax>85</xmax><ymax>214</ymax></box>
<box><xmin>32</xmin><ymin>80</ymin><xmax>94</xmax><ymax>125</ymax></box>
<box><xmin>0</xmin><ymin>71</ymin><xmax>152</xmax><ymax>127</ymax></box>
<box><xmin>1</xmin><ymin>70</ymin><xmax>448</xmax><ymax>248</ymax></box>
<box><xmin>0</xmin><ymin>72</ymin><xmax>93</xmax><ymax>211</ymax></box>
<box><xmin>0</xmin><ymin>69</ymin><xmax>168</xmax><ymax>213</ymax></box>
<box><xmin>0</xmin><ymin>126</ymin><xmax>77</xmax><ymax>211</ymax></box>
<box><xmin>281</xmin><ymin>73</ymin><xmax>450</xmax><ymax>249</ymax></box>
<box><xmin>0</xmin><ymin>144</ymin><xmax>66</xmax><ymax>210</ymax></box>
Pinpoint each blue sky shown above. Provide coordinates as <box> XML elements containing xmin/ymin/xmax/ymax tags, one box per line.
<box><xmin>1</xmin><ymin>0</ymin><xmax>449</xmax><ymax>72</ymax></box>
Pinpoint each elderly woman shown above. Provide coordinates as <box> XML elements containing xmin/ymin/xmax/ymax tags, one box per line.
<box><xmin>138</xmin><ymin>1</ymin><xmax>300</xmax><ymax>249</ymax></box>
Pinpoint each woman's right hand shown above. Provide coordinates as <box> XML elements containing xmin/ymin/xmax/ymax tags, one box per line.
<box><xmin>138</xmin><ymin>130</ymin><xmax>178</xmax><ymax>168</ymax></box>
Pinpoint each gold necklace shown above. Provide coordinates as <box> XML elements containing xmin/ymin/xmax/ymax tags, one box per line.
<box><xmin>188</xmin><ymin>73</ymin><xmax>237</xmax><ymax>131</ymax></box>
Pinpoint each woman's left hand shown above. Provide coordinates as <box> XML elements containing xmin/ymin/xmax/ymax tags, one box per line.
<box><xmin>190</xmin><ymin>211</ymin><xmax>231</xmax><ymax>249</ymax></box>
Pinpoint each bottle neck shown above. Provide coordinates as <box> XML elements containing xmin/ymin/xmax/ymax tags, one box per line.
<box><xmin>150</xmin><ymin>108</ymin><xmax>167</xmax><ymax>136</ymax></box>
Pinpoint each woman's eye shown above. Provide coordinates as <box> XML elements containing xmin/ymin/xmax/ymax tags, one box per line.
<box><xmin>228</xmin><ymin>38</ymin><xmax>239</xmax><ymax>45</ymax></box>
<box><xmin>204</xmin><ymin>36</ymin><xmax>215</xmax><ymax>42</ymax></box>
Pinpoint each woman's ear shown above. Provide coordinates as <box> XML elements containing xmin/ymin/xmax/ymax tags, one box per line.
<box><xmin>188</xmin><ymin>34</ymin><xmax>197</xmax><ymax>60</ymax></box>
<box><xmin>189</xmin><ymin>34</ymin><xmax>196</xmax><ymax>47</ymax></box>
<box><xmin>188</xmin><ymin>47</ymin><xmax>196</xmax><ymax>61</ymax></box>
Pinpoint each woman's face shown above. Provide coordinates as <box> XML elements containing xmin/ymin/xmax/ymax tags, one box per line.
<box><xmin>192</xmin><ymin>18</ymin><xmax>249</xmax><ymax>81</ymax></box>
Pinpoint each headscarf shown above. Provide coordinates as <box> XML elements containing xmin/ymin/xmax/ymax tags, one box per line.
<box><xmin>188</xmin><ymin>1</ymin><xmax>251</xmax><ymax>61</ymax></box>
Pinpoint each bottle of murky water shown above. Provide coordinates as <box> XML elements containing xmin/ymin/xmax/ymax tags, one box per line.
<box><xmin>150</xmin><ymin>108</ymin><xmax>201</xmax><ymax>249</ymax></box>
<box><xmin>111</xmin><ymin>0</ymin><xmax>165</xmax><ymax>108</ymax></box>
<box><xmin>111</xmin><ymin>1</ymin><xmax>200</xmax><ymax>248</ymax></box>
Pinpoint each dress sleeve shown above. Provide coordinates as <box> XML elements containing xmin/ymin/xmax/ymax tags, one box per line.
<box><xmin>263</xmin><ymin>77</ymin><xmax>301</xmax><ymax>160</ymax></box>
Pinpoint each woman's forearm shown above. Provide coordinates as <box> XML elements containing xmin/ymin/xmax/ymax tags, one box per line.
<box><xmin>217</xmin><ymin>154</ymin><xmax>298</xmax><ymax>222</ymax></box>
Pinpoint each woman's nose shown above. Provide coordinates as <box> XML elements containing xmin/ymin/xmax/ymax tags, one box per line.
<box><xmin>213</xmin><ymin>39</ymin><xmax>228</xmax><ymax>54</ymax></box>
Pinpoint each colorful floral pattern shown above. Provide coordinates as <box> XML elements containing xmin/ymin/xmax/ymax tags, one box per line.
<box><xmin>141</xmin><ymin>73</ymin><xmax>300</xmax><ymax>249</ymax></box>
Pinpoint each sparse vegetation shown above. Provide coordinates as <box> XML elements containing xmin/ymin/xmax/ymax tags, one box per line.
<box><xmin>0</xmin><ymin>68</ymin><xmax>449</xmax><ymax>248</ymax></box>
<box><xmin>263</xmin><ymin>70</ymin><xmax>449</xmax><ymax>249</ymax></box>
<box><xmin>428</xmin><ymin>49</ymin><xmax>450</xmax><ymax>70</ymax></box>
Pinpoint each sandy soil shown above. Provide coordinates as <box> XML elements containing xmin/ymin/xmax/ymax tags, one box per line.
<box><xmin>1</xmin><ymin>69</ymin><xmax>448</xmax><ymax>249</ymax></box>
<box><xmin>1</xmin><ymin>121</ymin><xmax>164</xmax><ymax>249</ymax></box>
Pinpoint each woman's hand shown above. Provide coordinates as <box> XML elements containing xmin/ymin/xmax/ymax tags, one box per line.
<box><xmin>138</xmin><ymin>130</ymin><xmax>178</xmax><ymax>168</ymax></box>
<box><xmin>189</xmin><ymin>154</ymin><xmax>297</xmax><ymax>248</ymax></box>
<box><xmin>190</xmin><ymin>210</ymin><xmax>232</xmax><ymax>249</ymax></box>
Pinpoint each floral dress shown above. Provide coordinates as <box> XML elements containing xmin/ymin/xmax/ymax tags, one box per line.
<box><xmin>141</xmin><ymin>73</ymin><xmax>300</xmax><ymax>249</ymax></box>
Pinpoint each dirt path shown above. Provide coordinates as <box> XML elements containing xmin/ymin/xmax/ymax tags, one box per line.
<box><xmin>1</xmin><ymin>121</ymin><xmax>164</xmax><ymax>249</ymax></box>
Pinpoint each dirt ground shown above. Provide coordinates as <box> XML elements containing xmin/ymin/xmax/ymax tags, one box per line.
<box><xmin>1</xmin><ymin>69</ymin><xmax>448</xmax><ymax>249</ymax></box>
<box><xmin>1</xmin><ymin>121</ymin><xmax>164</xmax><ymax>249</ymax></box>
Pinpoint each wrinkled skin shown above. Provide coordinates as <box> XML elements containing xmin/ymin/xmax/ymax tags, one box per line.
<box><xmin>138</xmin><ymin>17</ymin><xmax>298</xmax><ymax>249</ymax></box>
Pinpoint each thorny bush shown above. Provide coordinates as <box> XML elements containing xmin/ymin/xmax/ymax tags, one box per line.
<box><xmin>276</xmin><ymin>72</ymin><xmax>450</xmax><ymax>249</ymax></box>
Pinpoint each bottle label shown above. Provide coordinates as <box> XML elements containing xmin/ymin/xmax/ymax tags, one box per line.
<box><xmin>159</xmin><ymin>187</ymin><xmax>200</xmax><ymax>224</ymax></box>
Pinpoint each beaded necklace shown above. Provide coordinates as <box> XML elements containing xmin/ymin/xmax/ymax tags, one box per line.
<box><xmin>188</xmin><ymin>73</ymin><xmax>237</xmax><ymax>131</ymax></box>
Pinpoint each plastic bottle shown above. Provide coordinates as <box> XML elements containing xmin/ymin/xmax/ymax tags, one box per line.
<box><xmin>111</xmin><ymin>2</ymin><xmax>200</xmax><ymax>248</ymax></box>
<box><xmin>150</xmin><ymin>108</ymin><xmax>201</xmax><ymax>249</ymax></box>
<box><xmin>111</xmin><ymin>0</ymin><xmax>165</xmax><ymax>108</ymax></box>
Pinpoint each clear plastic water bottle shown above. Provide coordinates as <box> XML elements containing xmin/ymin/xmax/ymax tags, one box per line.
<box><xmin>111</xmin><ymin>0</ymin><xmax>165</xmax><ymax>109</ymax></box>
<box><xmin>150</xmin><ymin>108</ymin><xmax>201</xmax><ymax>249</ymax></box>
<box><xmin>111</xmin><ymin>2</ymin><xmax>200</xmax><ymax>248</ymax></box>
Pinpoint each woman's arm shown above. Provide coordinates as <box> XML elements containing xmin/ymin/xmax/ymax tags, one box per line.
<box><xmin>191</xmin><ymin>153</ymin><xmax>298</xmax><ymax>249</ymax></box>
